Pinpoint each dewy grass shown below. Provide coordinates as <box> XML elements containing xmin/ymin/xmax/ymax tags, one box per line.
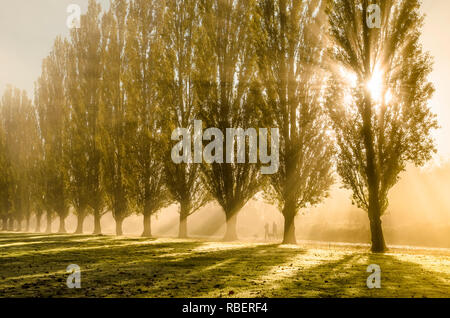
<box><xmin>0</xmin><ymin>233</ymin><xmax>448</xmax><ymax>298</ymax></box>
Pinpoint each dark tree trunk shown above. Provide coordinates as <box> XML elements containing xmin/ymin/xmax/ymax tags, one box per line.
<box><xmin>58</xmin><ymin>215</ymin><xmax>67</xmax><ymax>233</ymax></box>
<box><xmin>223</xmin><ymin>211</ymin><xmax>238</xmax><ymax>241</ymax></box>
<box><xmin>35</xmin><ymin>213</ymin><xmax>42</xmax><ymax>233</ymax></box>
<box><xmin>178</xmin><ymin>214</ymin><xmax>188</xmax><ymax>238</ymax></box>
<box><xmin>142</xmin><ymin>213</ymin><xmax>152</xmax><ymax>237</ymax></box>
<box><xmin>368</xmin><ymin>206</ymin><xmax>387</xmax><ymax>253</ymax></box>
<box><xmin>178</xmin><ymin>203</ymin><xmax>189</xmax><ymax>239</ymax></box>
<box><xmin>366</xmin><ymin>164</ymin><xmax>387</xmax><ymax>253</ymax></box>
<box><xmin>282</xmin><ymin>201</ymin><xmax>297</xmax><ymax>245</ymax></box>
<box><xmin>74</xmin><ymin>212</ymin><xmax>85</xmax><ymax>234</ymax></box>
<box><xmin>362</xmin><ymin>94</ymin><xmax>387</xmax><ymax>253</ymax></box>
<box><xmin>7</xmin><ymin>217</ymin><xmax>14</xmax><ymax>231</ymax></box>
<box><xmin>93</xmin><ymin>209</ymin><xmax>102</xmax><ymax>235</ymax></box>
<box><xmin>45</xmin><ymin>212</ymin><xmax>52</xmax><ymax>233</ymax></box>
<box><xmin>25</xmin><ymin>216</ymin><xmax>30</xmax><ymax>232</ymax></box>
<box><xmin>15</xmin><ymin>218</ymin><xmax>22</xmax><ymax>232</ymax></box>
<box><xmin>115</xmin><ymin>218</ymin><xmax>124</xmax><ymax>236</ymax></box>
<box><xmin>366</xmin><ymin>175</ymin><xmax>387</xmax><ymax>253</ymax></box>
<box><xmin>1</xmin><ymin>216</ymin><xmax>7</xmax><ymax>231</ymax></box>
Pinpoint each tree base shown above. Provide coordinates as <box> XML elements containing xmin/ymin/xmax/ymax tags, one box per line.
<box><xmin>222</xmin><ymin>232</ymin><xmax>238</xmax><ymax>242</ymax></box>
<box><xmin>115</xmin><ymin>219</ymin><xmax>124</xmax><ymax>236</ymax></box>
<box><xmin>223</xmin><ymin>212</ymin><xmax>238</xmax><ymax>242</ymax></box>
<box><xmin>281</xmin><ymin>238</ymin><xmax>297</xmax><ymax>245</ymax></box>
<box><xmin>370</xmin><ymin>245</ymin><xmax>387</xmax><ymax>253</ymax></box>
<box><xmin>93</xmin><ymin>213</ymin><xmax>102</xmax><ymax>236</ymax></box>
<box><xmin>369</xmin><ymin>215</ymin><xmax>387</xmax><ymax>253</ymax></box>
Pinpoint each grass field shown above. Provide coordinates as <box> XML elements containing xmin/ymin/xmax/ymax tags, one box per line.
<box><xmin>0</xmin><ymin>233</ymin><xmax>449</xmax><ymax>298</ymax></box>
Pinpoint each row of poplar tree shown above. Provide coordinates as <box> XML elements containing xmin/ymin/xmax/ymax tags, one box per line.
<box><xmin>0</xmin><ymin>0</ymin><xmax>437</xmax><ymax>252</ymax></box>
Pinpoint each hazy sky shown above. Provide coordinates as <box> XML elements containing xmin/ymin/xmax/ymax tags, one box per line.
<box><xmin>1</xmin><ymin>0</ymin><xmax>449</xmax><ymax>157</ymax></box>
<box><xmin>0</xmin><ymin>0</ymin><xmax>109</xmax><ymax>95</ymax></box>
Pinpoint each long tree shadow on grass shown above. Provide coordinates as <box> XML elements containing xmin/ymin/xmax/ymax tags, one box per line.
<box><xmin>0</xmin><ymin>236</ymin><xmax>200</xmax><ymax>297</ymax></box>
<box><xmin>266</xmin><ymin>252</ymin><xmax>450</xmax><ymax>298</ymax></box>
<box><xmin>0</xmin><ymin>233</ymin><xmax>72</xmax><ymax>243</ymax></box>
<box><xmin>0</xmin><ymin>234</ymin><xmax>155</xmax><ymax>258</ymax></box>
<box><xmin>89</xmin><ymin>244</ymin><xmax>306</xmax><ymax>298</ymax></box>
<box><xmin>2</xmin><ymin>233</ymin><xmax>448</xmax><ymax>298</ymax></box>
<box><xmin>0</xmin><ymin>233</ymin><xmax>127</xmax><ymax>251</ymax></box>
<box><xmin>0</xmin><ymin>235</ymin><xmax>306</xmax><ymax>298</ymax></box>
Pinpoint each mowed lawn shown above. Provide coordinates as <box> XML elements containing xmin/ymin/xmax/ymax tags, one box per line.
<box><xmin>0</xmin><ymin>233</ymin><xmax>449</xmax><ymax>298</ymax></box>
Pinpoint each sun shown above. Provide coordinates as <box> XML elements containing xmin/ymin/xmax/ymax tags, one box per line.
<box><xmin>339</xmin><ymin>65</ymin><xmax>393</xmax><ymax>110</ymax></box>
<box><xmin>366</xmin><ymin>65</ymin><xmax>383</xmax><ymax>103</ymax></box>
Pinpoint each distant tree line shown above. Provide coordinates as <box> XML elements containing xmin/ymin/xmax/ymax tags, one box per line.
<box><xmin>0</xmin><ymin>0</ymin><xmax>437</xmax><ymax>252</ymax></box>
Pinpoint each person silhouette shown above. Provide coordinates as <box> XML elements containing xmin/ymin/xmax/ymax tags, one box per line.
<box><xmin>264</xmin><ymin>223</ymin><xmax>270</xmax><ymax>241</ymax></box>
<box><xmin>272</xmin><ymin>222</ymin><xmax>278</xmax><ymax>239</ymax></box>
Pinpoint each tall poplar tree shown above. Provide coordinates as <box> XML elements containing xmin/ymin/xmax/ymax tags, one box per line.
<box><xmin>326</xmin><ymin>0</ymin><xmax>438</xmax><ymax>252</ymax></box>
<box><xmin>161</xmin><ymin>0</ymin><xmax>210</xmax><ymax>238</ymax></box>
<box><xmin>0</xmin><ymin>121</ymin><xmax>11</xmax><ymax>230</ymax></box>
<box><xmin>66</xmin><ymin>0</ymin><xmax>105</xmax><ymax>234</ymax></box>
<box><xmin>100</xmin><ymin>0</ymin><xmax>132</xmax><ymax>236</ymax></box>
<box><xmin>125</xmin><ymin>0</ymin><xmax>171</xmax><ymax>237</ymax></box>
<box><xmin>195</xmin><ymin>0</ymin><xmax>263</xmax><ymax>241</ymax></box>
<box><xmin>256</xmin><ymin>0</ymin><xmax>334</xmax><ymax>244</ymax></box>
<box><xmin>0</xmin><ymin>87</ymin><xmax>37</xmax><ymax>232</ymax></box>
<box><xmin>35</xmin><ymin>37</ymin><xmax>71</xmax><ymax>233</ymax></box>
<box><xmin>0</xmin><ymin>89</ymin><xmax>14</xmax><ymax>230</ymax></box>
<box><xmin>29</xmin><ymin>137</ymin><xmax>46</xmax><ymax>233</ymax></box>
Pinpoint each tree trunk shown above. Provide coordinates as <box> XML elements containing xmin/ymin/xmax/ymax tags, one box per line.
<box><xmin>58</xmin><ymin>215</ymin><xmax>67</xmax><ymax>233</ymax></box>
<box><xmin>368</xmin><ymin>206</ymin><xmax>387</xmax><ymax>253</ymax></box>
<box><xmin>282</xmin><ymin>202</ymin><xmax>297</xmax><ymax>245</ymax></box>
<box><xmin>74</xmin><ymin>212</ymin><xmax>85</xmax><ymax>234</ymax></box>
<box><xmin>1</xmin><ymin>216</ymin><xmax>7</xmax><ymax>231</ymax></box>
<box><xmin>178</xmin><ymin>214</ymin><xmax>188</xmax><ymax>239</ymax></box>
<box><xmin>142</xmin><ymin>213</ymin><xmax>152</xmax><ymax>237</ymax></box>
<box><xmin>7</xmin><ymin>217</ymin><xmax>14</xmax><ymax>231</ymax></box>
<box><xmin>15</xmin><ymin>218</ymin><xmax>22</xmax><ymax>232</ymax></box>
<box><xmin>367</xmin><ymin>187</ymin><xmax>387</xmax><ymax>253</ymax></box>
<box><xmin>25</xmin><ymin>216</ymin><xmax>30</xmax><ymax>232</ymax></box>
<box><xmin>366</xmin><ymin>166</ymin><xmax>387</xmax><ymax>253</ymax></box>
<box><xmin>115</xmin><ymin>218</ymin><xmax>124</xmax><ymax>236</ymax></box>
<box><xmin>45</xmin><ymin>212</ymin><xmax>52</xmax><ymax>233</ymax></box>
<box><xmin>93</xmin><ymin>209</ymin><xmax>102</xmax><ymax>235</ymax></box>
<box><xmin>223</xmin><ymin>211</ymin><xmax>238</xmax><ymax>241</ymax></box>
<box><xmin>178</xmin><ymin>203</ymin><xmax>189</xmax><ymax>239</ymax></box>
<box><xmin>362</xmin><ymin>94</ymin><xmax>387</xmax><ymax>253</ymax></box>
<box><xmin>35</xmin><ymin>213</ymin><xmax>42</xmax><ymax>233</ymax></box>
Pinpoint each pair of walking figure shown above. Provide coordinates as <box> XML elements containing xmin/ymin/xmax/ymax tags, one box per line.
<box><xmin>264</xmin><ymin>222</ymin><xmax>278</xmax><ymax>240</ymax></box>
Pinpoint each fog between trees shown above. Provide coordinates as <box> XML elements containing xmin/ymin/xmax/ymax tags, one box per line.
<box><xmin>0</xmin><ymin>0</ymin><xmax>440</xmax><ymax>253</ymax></box>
